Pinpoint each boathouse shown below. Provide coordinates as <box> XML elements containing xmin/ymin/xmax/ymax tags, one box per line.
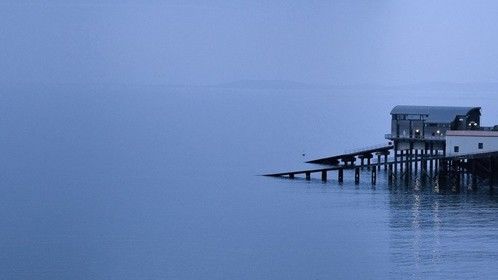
<box><xmin>386</xmin><ymin>105</ymin><xmax>481</xmax><ymax>154</ymax></box>
<box><xmin>266</xmin><ymin>104</ymin><xmax>497</xmax><ymax>189</ymax></box>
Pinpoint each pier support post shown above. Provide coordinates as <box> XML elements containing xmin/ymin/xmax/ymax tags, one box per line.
<box><xmin>405</xmin><ymin>149</ymin><xmax>410</xmax><ymax>177</ymax></box>
<box><xmin>430</xmin><ymin>145</ymin><xmax>434</xmax><ymax>176</ymax></box>
<box><xmin>355</xmin><ymin>167</ymin><xmax>360</xmax><ymax>184</ymax></box>
<box><xmin>472</xmin><ymin>160</ymin><xmax>477</xmax><ymax>190</ymax></box>
<box><xmin>414</xmin><ymin>149</ymin><xmax>419</xmax><ymax>175</ymax></box>
<box><xmin>289</xmin><ymin>173</ymin><xmax>295</xmax><ymax>179</ymax></box>
<box><xmin>450</xmin><ymin>160</ymin><xmax>460</xmax><ymax>192</ymax></box>
<box><xmin>435</xmin><ymin>154</ymin><xmax>439</xmax><ymax>173</ymax></box>
<box><xmin>440</xmin><ymin>159</ymin><xmax>449</xmax><ymax>187</ymax></box>
<box><xmin>490</xmin><ymin>157</ymin><xmax>494</xmax><ymax>190</ymax></box>
<box><xmin>465</xmin><ymin>167</ymin><xmax>470</xmax><ymax>188</ymax></box>
<box><xmin>422</xmin><ymin>148</ymin><xmax>427</xmax><ymax>176</ymax></box>
<box><xmin>406</xmin><ymin>149</ymin><xmax>410</xmax><ymax>176</ymax></box>
<box><xmin>367</xmin><ymin>157</ymin><xmax>371</xmax><ymax>170</ymax></box>
<box><xmin>338</xmin><ymin>168</ymin><xmax>344</xmax><ymax>183</ymax></box>
<box><xmin>384</xmin><ymin>154</ymin><xmax>388</xmax><ymax>171</ymax></box>
<box><xmin>305</xmin><ymin>172</ymin><xmax>311</xmax><ymax>181</ymax></box>
<box><xmin>393</xmin><ymin>144</ymin><xmax>398</xmax><ymax>165</ymax></box>
<box><xmin>424</xmin><ymin>149</ymin><xmax>429</xmax><ymax>174</ymax></box>
<box><xmin>377</xmin><ymin>154</ymin><xmax>381</xmax><ymax>171</ymax></box>
<box><xmin>371</xmin><ymin>168</ymin><xmax>377</xmax><ymax>185</ymax></box>
<box><xmin>321</xmin><ymin>170</ymin><xmax>327</xmax><ymax>182</ymax></box>
<box><xmin>388</xmin><ymin>163</ymin><xmax>393</xmax><ymax>184</ymax></box>
<box><xmin>400</xmin><ymin>150</ymin><xmax>404</xmax><ymax>174</ymax></box>
<box><xmin>394</xmin><ymin>149</ymin><xmax>398</xmax><ymax>175</ymax></box>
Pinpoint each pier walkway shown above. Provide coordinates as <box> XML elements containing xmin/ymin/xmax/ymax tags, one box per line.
<box><xmin>264</xmin><ymin>147</ymin><xmax>498</xmax><ymax>188</ymax></box>
<box><xmin>306</xmin><ymin>144</ymin><xmax>393</xmax><ymax>166</ymax></box>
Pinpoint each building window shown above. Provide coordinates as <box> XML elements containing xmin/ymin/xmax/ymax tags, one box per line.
<box><xmin>478</xmin><ymin>143</ymin><xmax>483</xmax><ymax>149</ymax></box>
<box><xmin>454</xmin><ymin>146</ymin><xmax>459</xmax><ymax>153</ymax></box>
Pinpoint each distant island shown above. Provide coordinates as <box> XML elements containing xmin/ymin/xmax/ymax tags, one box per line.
<box><xmin>211</xmin><ymin>80</ymin><xmax>498</xmax><ymax>91</ymax></box>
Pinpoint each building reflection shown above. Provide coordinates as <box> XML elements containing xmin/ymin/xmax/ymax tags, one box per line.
<box><xmin>387</xmin><ymin>180</ymin><xmax>498</xmax><ymax>278</ymax></box>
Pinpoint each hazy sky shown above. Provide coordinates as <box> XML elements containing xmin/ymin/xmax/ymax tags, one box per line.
<box><xmin>2</xmin><ymin>0</ymin><xmax>498</xmax><ymax>86</ymax></box>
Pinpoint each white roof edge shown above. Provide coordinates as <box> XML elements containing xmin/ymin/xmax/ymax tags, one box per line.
<box><xmin>446</xmin><ymin>130</ymin><xmax>498</xmax><ymax>137</ymax></box>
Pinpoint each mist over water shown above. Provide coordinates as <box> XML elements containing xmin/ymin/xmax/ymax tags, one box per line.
<box><xmin>3</xmin><ymin>1</ymin><xmax>498</xmax><ymax>86</ymax></box>
<box><xmin>1</xmin><ymin>85</ymin><xmax>498</xmax><ymax>279</ymax></box>
<box><xmin>3</xmin><ymin>0</ymin><xmax>498</xmax><ymax>278</ymax></box>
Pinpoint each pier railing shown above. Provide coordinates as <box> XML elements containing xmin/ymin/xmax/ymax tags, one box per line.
<box><xmin>344</xmin><ymin>143</ymin><xmax>392</xmax><ymax>154</ymax></box>
<box><xmin>385</xmin><ymin>134</ymin><xmax>445</xmax><ymax>141</ymax></box>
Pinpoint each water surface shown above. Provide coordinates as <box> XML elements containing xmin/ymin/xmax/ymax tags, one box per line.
<box><xmin>1</xmin><ymin>85</ymin><xmax>497</xmax><ymax>279</ymax></box>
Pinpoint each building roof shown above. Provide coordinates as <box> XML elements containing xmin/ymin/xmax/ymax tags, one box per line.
<box><xmin>447</xmin><ymin>130</ymin><xmax>498</xmax><ymax>137</ymax></box>
<box><xmin>391</xmin><ymin>105</ymin><xmax>481</xmax><ymax>123</ymax></box>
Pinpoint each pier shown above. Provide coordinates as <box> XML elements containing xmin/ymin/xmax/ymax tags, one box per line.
<box><xmin>306</xmin><ymin>144</ymin><xmax>392</xmax><ymax>169</ymax></box>
<box><xmin>264</xmin><ymin>105</ymin><xmax>498</xmax><ymax>190</ymax></box>
<box><xmin>264</xmin><ymin>149</ymin><xmax>498</xmax><ymax>189</ymax></box>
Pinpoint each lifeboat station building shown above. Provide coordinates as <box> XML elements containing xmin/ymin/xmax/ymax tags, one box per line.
<box><xmin>265</xmin><ymin>105</ymin><xmax>497</xmax><ymax>185</ymax></box>
<box><xmin>386</xmin><ymin>105</ymin><xmax>482</xmax><ymax>156</ymax></box>
<box><xmin>386</xmin><ymin>105</ymin><xmax>498</xmax><ymax>161</ymax></box>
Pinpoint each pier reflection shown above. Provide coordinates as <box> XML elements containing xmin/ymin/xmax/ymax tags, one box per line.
<box><xmin>387</xmin><ymin>183</ymin><xmax>498</xmax><ymax>278</ymax></box>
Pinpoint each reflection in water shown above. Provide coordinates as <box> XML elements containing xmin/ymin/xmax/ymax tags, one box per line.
<box><xmin>432</xmin><ymin>199</ymin><xmax>442</xmax><ymax>268</ymax></box>
<box><xmin>388</xmin><ymin>183</ymin><xmax>498</xmax><ymax>279</ymax></box>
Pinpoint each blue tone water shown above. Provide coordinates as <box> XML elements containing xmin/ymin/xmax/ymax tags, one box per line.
<box><xmin>1</xmin><ymin>85</ymin><xmax>498</xmax><ymax>279</ymax></box>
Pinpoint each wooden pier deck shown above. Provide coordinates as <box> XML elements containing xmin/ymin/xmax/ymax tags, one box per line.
<box><xmin>264</xmin><ymin>147</ymin><xmax>498</xmax><ymax>189</ymax></box>
<box><xmin>264</xmin><ymin>165</ymin><xmax>355</xmax><ymax>181</ymax></box>
<box><xmin>306</xmin><ymin>144</ymin><xmax>393</xmax><ymax>165</ymax></box>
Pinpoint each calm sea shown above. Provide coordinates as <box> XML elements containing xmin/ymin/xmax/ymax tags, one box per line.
<box><xmin>1</xmin><ymin>85</ymin><xmax>498</xmax><ymax>279</ymax></box>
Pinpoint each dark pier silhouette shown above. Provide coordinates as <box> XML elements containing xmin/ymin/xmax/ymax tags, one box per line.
<box><xmin>264</xmin><ymin>105</ymin><xmax>498</xmax><ymax>191</ymax></box>
<box><xmin>264</xmin><ymin>148</ymin><xmax>498</xmax><ymax>190</ymax></box>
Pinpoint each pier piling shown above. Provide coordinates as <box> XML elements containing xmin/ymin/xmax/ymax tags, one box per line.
<box><xmin>377</xmin><ymin>154</ymin><xmax>381</xmax><ymax>171</ymax></box>
<box><xmin>371</xmin><ymin>168</ymin><xmax>377</xmax><ymax>185</ymax></box>
<box><xmin>264</xmin><ymin>135</ymin><xmax>497</xmax><ymax>191</ymax></box>
<box><xmin>338</xmin><ymin>168</ymin><xmax>344</xmax><ymax>183</ymax></box>
<box><xmin>355</xmin><ymin>167</ymin><xmax>360</xmax><ymax>184</ymax></box>
<box><xmin>388</xmin><ymin>163</ymin><xmax>393</xmax><ymax>184</ymax></box>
